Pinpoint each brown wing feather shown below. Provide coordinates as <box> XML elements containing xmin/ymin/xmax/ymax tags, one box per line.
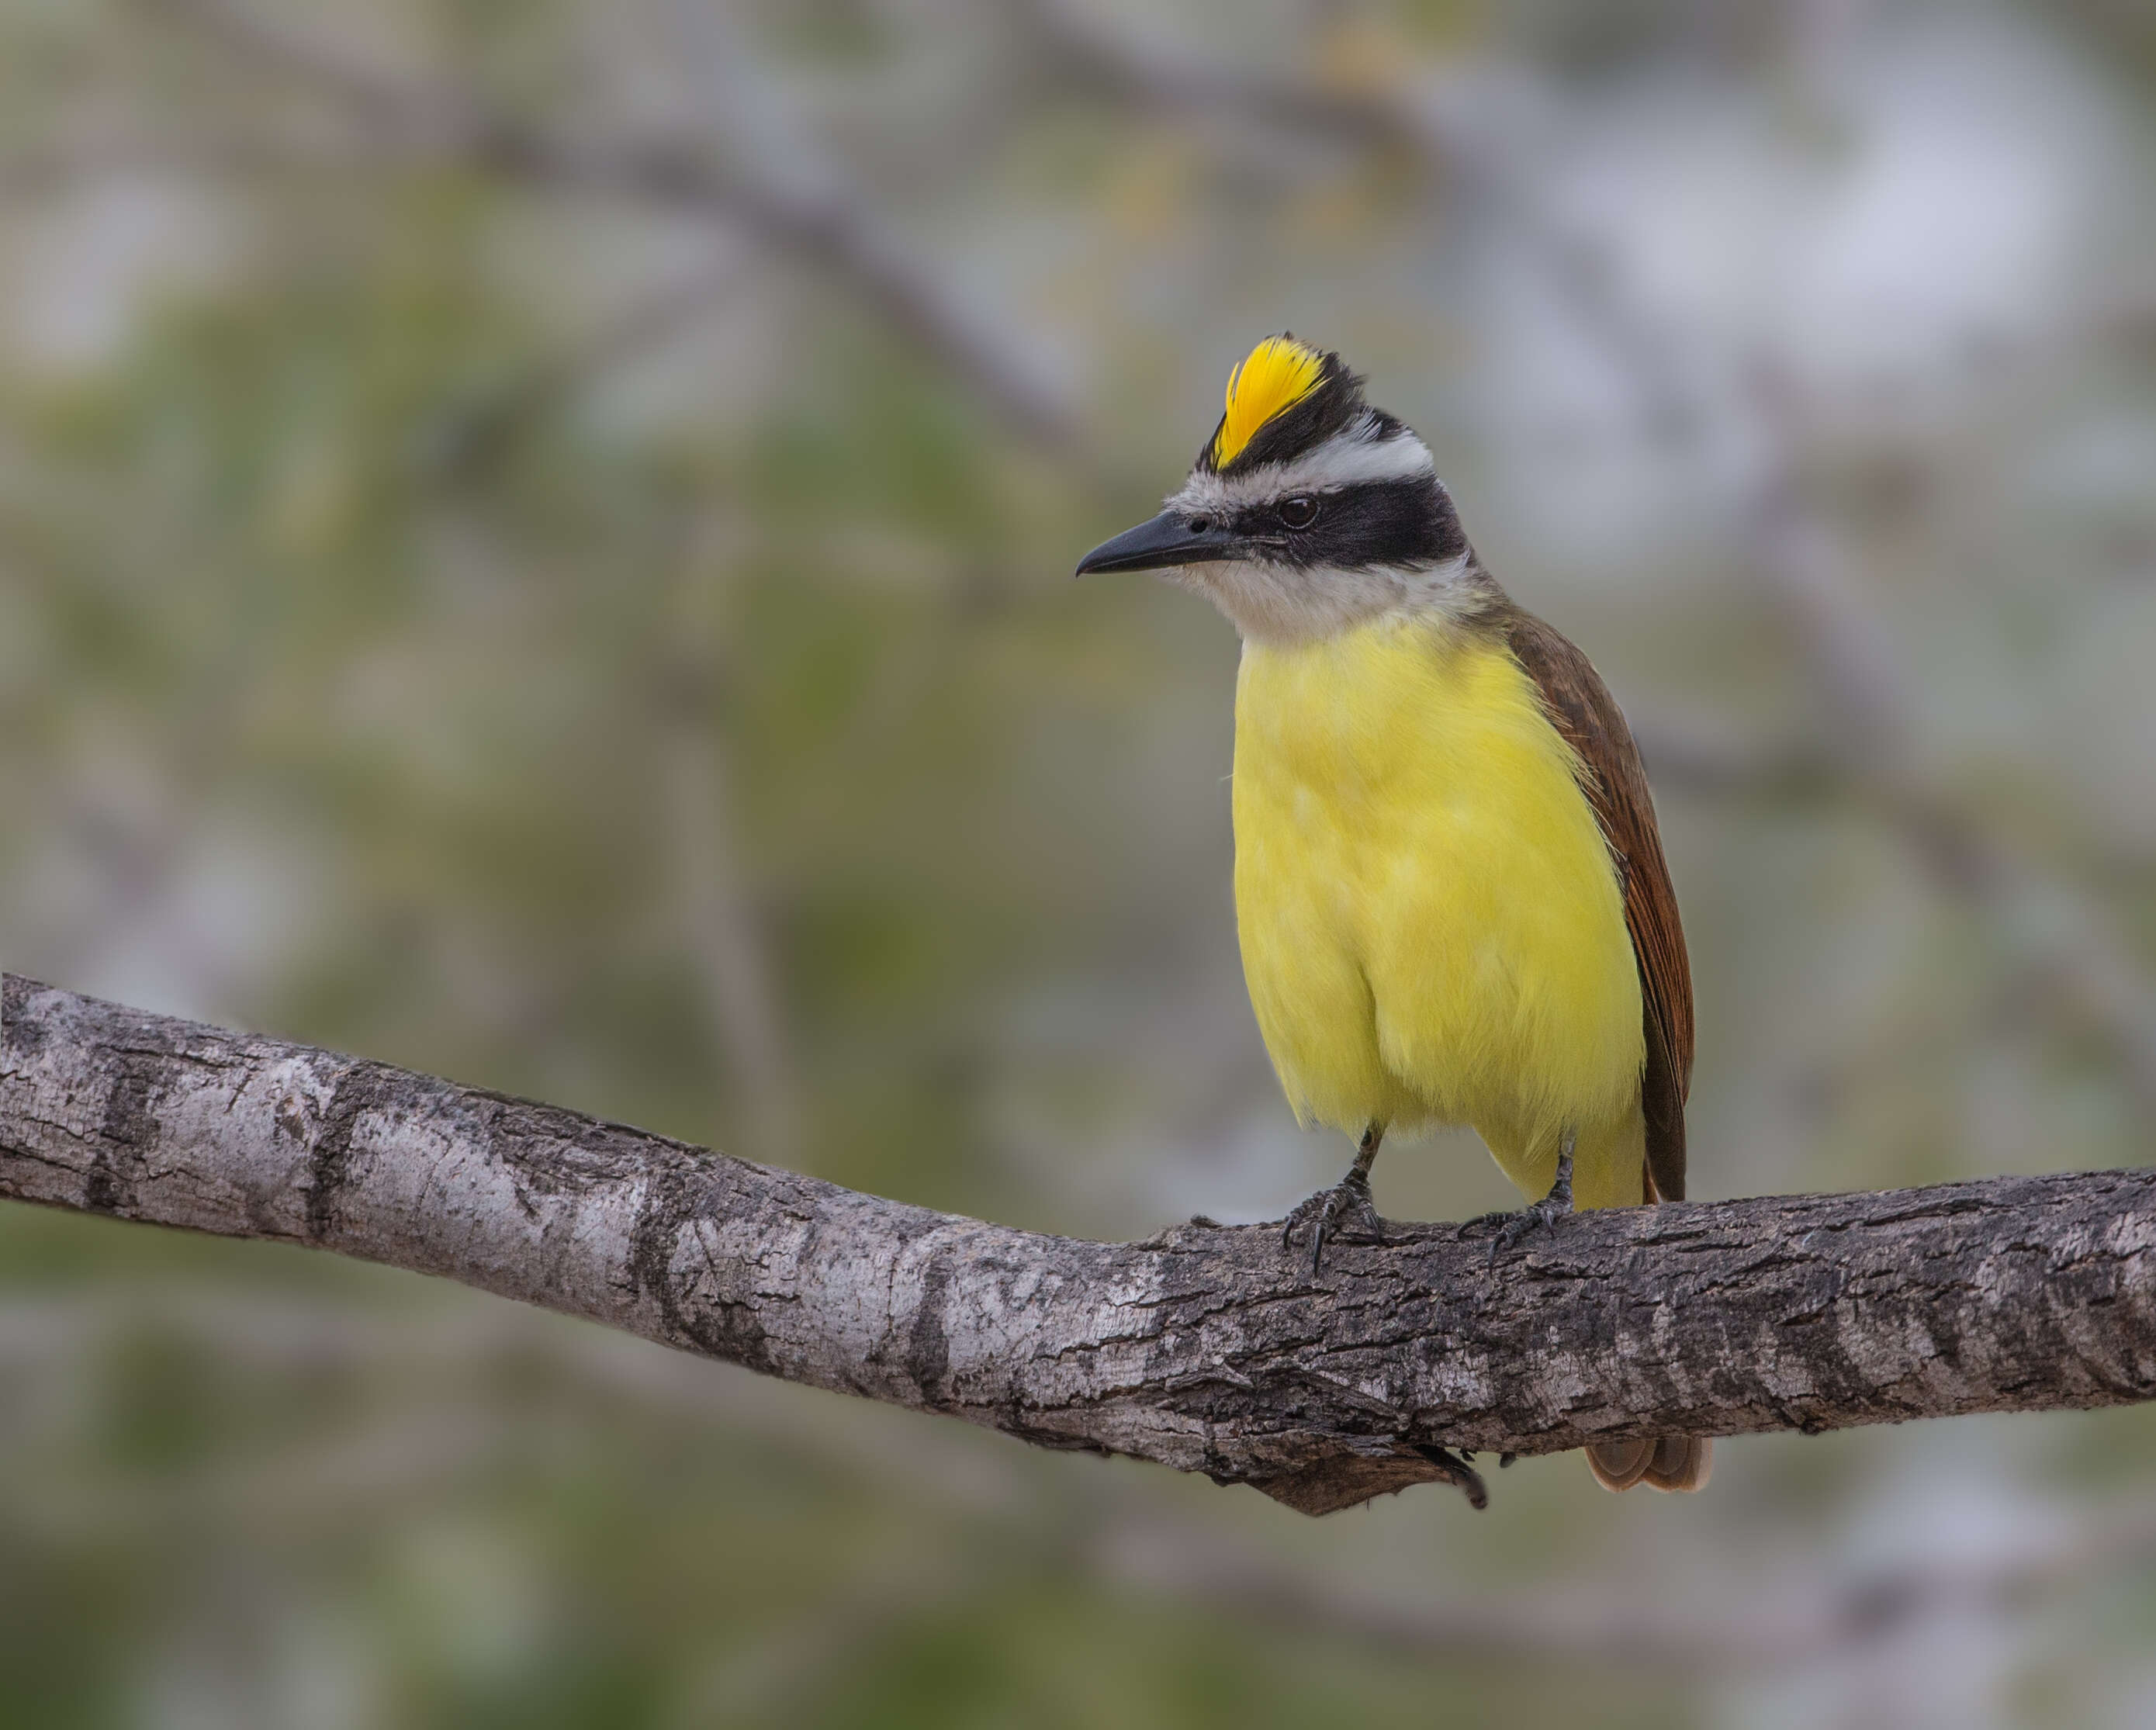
<box><xmin>1497</xmin><ymin>606</ymin><xmax>1694</xmax><ymax>1202</ymax></box>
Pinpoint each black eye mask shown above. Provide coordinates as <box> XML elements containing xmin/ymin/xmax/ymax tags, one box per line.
<box><xmin>1227</xmin><ymin>476</ymin><xmax>1467</xmax><ymax>573</ymax></box>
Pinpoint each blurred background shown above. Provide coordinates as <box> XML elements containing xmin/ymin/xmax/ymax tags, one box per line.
<box><xmin>3</xmin><ymin>0</ymin><xmax>2156</xmax><ymax>1723</ymax></box>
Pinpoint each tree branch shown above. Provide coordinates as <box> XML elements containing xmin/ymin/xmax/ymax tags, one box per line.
<box><xmin>5</xmin><ymin>974</ymin><xmax>2154</xmax><ymax>1516</ymax></box>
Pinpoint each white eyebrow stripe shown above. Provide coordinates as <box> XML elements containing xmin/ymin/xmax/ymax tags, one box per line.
<box><xmin>1169</xmin><ymin>431</ymin><xmax>1436</xmax><ymax>513</ymax></box>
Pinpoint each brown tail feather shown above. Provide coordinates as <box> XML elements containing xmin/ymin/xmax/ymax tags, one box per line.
<box><xmin>1643</xmin><ymin>1435</ymin><xmax>1712</xmax><ymax>1492</ymax></box>
<box><xmin>1585</xmin><ymin>1438</ymin><xmax>1655</xmax><ymax>1491</ymax></box>
<box><xmin>1586</xmin><ymin>1435</ymin><xmax>1713</xmax><ymax>1493</ymax></box>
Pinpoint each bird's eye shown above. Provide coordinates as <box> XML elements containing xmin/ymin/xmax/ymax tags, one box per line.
<box><xmin>1277</xmin><ymin>494</ymin><xmax>1320</xmax><ymax>530</ymax></box>
<box><xmin>1186</xmin><ymin>514</ymin><xmax>1213</xmax><ymax>535</ymax></box>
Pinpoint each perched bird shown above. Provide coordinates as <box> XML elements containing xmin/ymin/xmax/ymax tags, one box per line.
<box><xmin>1077</xmin><ymin>336</ymin><xmax>1708</xmax><ymax>1493</ymax></box>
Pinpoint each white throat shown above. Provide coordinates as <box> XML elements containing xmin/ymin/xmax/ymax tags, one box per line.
<box><xmin>1171</xmin><ymin>552</ymin><xmax>1484</xmax><ymax>645</ymax></box>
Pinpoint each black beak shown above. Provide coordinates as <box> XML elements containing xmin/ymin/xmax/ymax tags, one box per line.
<box><xmin>1075</xmin><ymin>510</ymin><xmax>1240</xmax><ymax>576</ymax></box>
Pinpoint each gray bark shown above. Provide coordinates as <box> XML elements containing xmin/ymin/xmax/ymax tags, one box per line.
<box><xmin>5</xmin><ymin>974</ymin><xmax>2154</xmax><ymax>1515</ymax></box>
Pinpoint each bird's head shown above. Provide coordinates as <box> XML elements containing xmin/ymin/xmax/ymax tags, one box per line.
<box><xmin>1076</xmin><ymin>335</ymin><xmax>1483</xmax><ymax>642</ymax></box>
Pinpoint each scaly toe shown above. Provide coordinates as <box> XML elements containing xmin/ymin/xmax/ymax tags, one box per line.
<box><xmin>1486</xmin><ymin>1196</ymin><xmax>1568</xmax><ymax>1268</ymax></box>
<box><xmin>1280</xmin><ymin>1176</ymin><xmax>1384</xmax><ymax>1275</ymax></box>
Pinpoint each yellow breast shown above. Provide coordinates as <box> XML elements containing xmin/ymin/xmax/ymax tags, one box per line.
<box><xmin>1232</xmin><ymin>615</ymin><xmax>1646</xmax><ymax>1205</ymax></box>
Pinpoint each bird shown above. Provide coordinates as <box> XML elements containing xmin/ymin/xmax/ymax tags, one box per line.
<box><xmin>1075</xmin><ymin>335</ymin><xmax>1708</xmax><ymax>1493</ymax></box>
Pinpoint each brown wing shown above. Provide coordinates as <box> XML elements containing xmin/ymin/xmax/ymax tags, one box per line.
<box><xmin>1497</xmin><ymin>606</ymin><xmax>1694</xmax><ymax>1202</ymax></box>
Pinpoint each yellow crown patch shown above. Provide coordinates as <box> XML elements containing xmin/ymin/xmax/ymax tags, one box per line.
<box><xmin>1212</xmin><ymin>335</ymin><xmax>1327</xmax><ymax>469</ymax></box>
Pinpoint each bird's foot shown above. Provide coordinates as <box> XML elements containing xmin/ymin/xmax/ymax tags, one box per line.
<box><xmin>1466</xmin><ymin>1191</ymin><xmax>1573</xmax><ymax>1268</ymax></box>
<box><xmin>1279</xmin><ymin>1169</ymin><xmax>1385</xmax><ymax>1276</ymax></box>
<box><xmin>1463</xmin><ymin>1138</ymin><xmax>1575</xmax><ymax>1268</ymax></box>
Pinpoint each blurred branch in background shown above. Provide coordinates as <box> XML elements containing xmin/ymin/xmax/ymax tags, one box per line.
<box><xmin>1746</xmin><ymin>368</ymin><xmax>2156</xmax><ymax>1118</ymax></box>
<box><xmin>123</xmin><ymin>0</ymin><xmax>1077</xmax><ymax>448</ymax></box>
<box><xmin>1109</xmin><ymin>1485</ymin><xmax>2156</xmax><ymax>1673</ymax></box>
<box><xmin>417</xmin><ymin>252</ymin><xmax>751</xmax><ymax>476</ymax></box>
<box><xmin>9</xmin><ymin>976</ymin><xmax>2156</xmax><ymax>1518</ymax></box>
<box><xmin>1015</xmin><ymin>0</ymin><xmax>1431</xmax><ymax>156</ymax></box>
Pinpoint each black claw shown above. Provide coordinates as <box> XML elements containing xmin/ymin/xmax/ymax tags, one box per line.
<box><xmin>1486</xmin><ymin>1195</ymin><xmax>1565</xmax><ymax>1268</ymax></box>
<box><xmin>1467</xmin><ymin>1138</ymin><xmax>1576</xmax><ymax>1267</ymax></box>
<box><xmin>1280</xmin><ymin>1171</ymin><xmax>1384</xmax><ymax>1277</ymax></box>
<box><xmin>1409</xmin><ymin>1443</ymin><xmax>1489</xmax><ymax>1510</ymax></box>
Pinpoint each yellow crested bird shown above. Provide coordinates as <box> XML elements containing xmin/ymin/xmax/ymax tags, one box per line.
<box><xmin>1077</xmin><ymin>336</ymin><xmax>1709</xmax><ymax>1494</ymax></box>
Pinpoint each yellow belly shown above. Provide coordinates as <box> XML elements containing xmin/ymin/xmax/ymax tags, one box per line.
<box><xmin>1233</xmin><ymin>615</ymin><xmax>1647</xmax><ymax>1209</ymax></box>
